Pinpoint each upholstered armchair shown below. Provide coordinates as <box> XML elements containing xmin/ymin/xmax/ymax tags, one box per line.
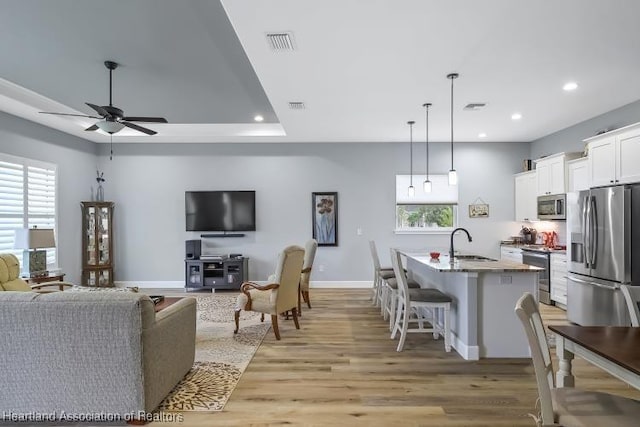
<box><xmin>0</xmin><ymin>254</ymin><xmax>72</xmax><ymax>292</ymax></box>
<box><xmin>234</xmin><ymin>245</ymin><xmax>304</xmax><ymax>340</ymax></box>
<box><xmin>299</xmin><ymin>239</ymin><xmax>318</xmax><ymax>312</ymax></box>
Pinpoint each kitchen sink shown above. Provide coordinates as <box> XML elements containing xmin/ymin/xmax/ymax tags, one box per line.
<box><xmin>454</xmin><ymin>255</ymin><xmax>497</xmax><ymax>262</ymax></box>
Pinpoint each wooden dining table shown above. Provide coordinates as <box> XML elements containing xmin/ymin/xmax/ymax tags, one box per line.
<box><xmin>549</xmin><ymin>325</ymin><xmax>640</xmax><ymax>390</ymax></box>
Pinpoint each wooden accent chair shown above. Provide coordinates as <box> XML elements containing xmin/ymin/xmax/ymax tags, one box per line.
<box><xmin>298</xmin><ymin>239</ymin><xmax>318</xmax><ymax>313</ymax></box>
<box><xmin>234</xmin><ymin>245</ymin><xmax>304</xmax><ymax>340</ymax></box>
<box><xmin>0</xmin><ymin>254</ymin><xmax>72</xmax><ymax>292</ymax></box>
<box><xmin>515</xmin><ymin>292</ymin><xmax>640</xmax><ymax>426</ymax></box>
<box><xmin>389</xmin><ymin>249</ymin><xmax>452</xmax><ymax>352</ymax></box>
<box><xmin>621</xmin><ymin>284</ymin><xmax>640</xmax><ymax>326</ymax></box>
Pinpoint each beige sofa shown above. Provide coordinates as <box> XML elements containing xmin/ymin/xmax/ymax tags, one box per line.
<box><xmin>0</xmin><ymin>291</ymin><xmax>196</xmax><ymax>420</ymax></box>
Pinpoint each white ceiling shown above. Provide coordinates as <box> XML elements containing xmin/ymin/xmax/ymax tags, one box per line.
<box><xmin>2</xmin><ymin>0</ymin><xmax>640</xmax><ymax>144</ymax></box>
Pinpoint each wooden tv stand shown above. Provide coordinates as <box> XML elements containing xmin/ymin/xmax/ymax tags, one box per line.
<box><xmin>185</xmin><ymin>257</ymin><xmax>249</xmax><ymax>290</ymax></box>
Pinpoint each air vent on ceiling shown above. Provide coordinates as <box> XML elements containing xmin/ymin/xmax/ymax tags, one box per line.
<box><xmin>288</xmin><ymin>102</ymin><xmax>305</xmax><ymax>110</ymax></box>
<box><xmin>464</xmin><ymin>103</ymin><xmax>486</xmax><ymax>111</ymax></box>
<box><xmin>266</xmin><ymin>32</ymin><xmax>295</xmax><ymax>51</ymax></box>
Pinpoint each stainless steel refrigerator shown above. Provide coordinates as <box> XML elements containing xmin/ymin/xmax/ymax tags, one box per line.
<box><xmin>566</xmin><ymin>184</ymin><xmax>640</xmax><ymax>326</ymax></box>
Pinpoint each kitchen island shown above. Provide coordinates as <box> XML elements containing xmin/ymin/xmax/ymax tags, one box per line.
<box><xmin>402</xmin><ymin>252</ymin><xmax>541</xmax><ymax>360</ymax></box>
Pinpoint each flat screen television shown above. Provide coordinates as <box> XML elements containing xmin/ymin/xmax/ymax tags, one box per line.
<box><xmin>185</xmin><ymin>191</ymin><xmax>256</xmax><ymax>232</ymax></box>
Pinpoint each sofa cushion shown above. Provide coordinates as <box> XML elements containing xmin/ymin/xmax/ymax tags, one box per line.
<box><xmin>2</xmin><ymin>279</ymin><xmax>31</xmax><ymax>292</ymax></box>
<box><xmin>0</xmin><ymin>254</ymin><xmax>21</xmax><ymax>282</ymax></box>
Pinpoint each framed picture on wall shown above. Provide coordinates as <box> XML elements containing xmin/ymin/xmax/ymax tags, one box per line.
<box><xmin>312</xmin><ymin>192</ymin><xmax>338</xmax><ymax>246</ymax></box>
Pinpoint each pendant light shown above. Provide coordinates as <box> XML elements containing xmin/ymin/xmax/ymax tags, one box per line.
<box><xmin>447</xmin><ymin>73</ymin><xmax>459</xmax><ymax>186</ymax></box>
<box><xmin>422</xmin><ymin>103</ymin><xmax>432</xmax><ymax>192</ymax></box>
<box><xmin>407</xmin><ymin>120</ymin><xmax>415</xmax><ymax>197</ymax></box>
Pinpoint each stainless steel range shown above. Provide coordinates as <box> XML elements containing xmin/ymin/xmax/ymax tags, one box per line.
<box><xmin>521</xmin><ymin>248</ymin><xmax>552</xmax><ymax>305</ymax></box>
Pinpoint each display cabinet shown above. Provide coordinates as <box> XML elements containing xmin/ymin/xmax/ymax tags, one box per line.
<box><xmin>81</xmin><ymin>201</ymin><xmax>114</xmax><ymax>287</ymax></box>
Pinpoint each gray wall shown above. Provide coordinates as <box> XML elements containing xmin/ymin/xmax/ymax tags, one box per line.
<box><xmin>531</xmin><ymin>99</ymin><xmax>640</xmax><ymax>158</ymax></box>
<box><xmin>0</xmin><ymin>112</ymin><xmax>97</xmax><ymax>284</ymax></box>
<box><xmin>97</xmin><ymin>141</ymin><xmax>529</xmax><ymax>284</ymax></box>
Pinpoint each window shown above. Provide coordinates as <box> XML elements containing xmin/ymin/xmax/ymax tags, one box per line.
<box><xmin>395</xmin><ymin>175</ymin><xmax>458</xmax><ymax>233</ymax></box>
<box><xmin>0</xmin><ymin>153</ymin><xmax>57</xmax><ymax>269</ymax></box>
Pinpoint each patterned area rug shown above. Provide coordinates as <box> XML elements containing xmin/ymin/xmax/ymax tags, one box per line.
<box><xmin>158</xmin><ymin>294</ymin><xmax>270</xmax><ymax>411</ymax></box>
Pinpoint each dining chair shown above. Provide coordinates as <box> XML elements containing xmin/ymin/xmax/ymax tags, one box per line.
<box><xmin>390</xmin><ymin>248</ymin><xmax>452</xmax><ymax>352</ymax></box>
<box><xmin>368</xmin><ymin>240</ymin><xmax>394</xmax><ymax>308</ymax></box>
<box><xmin>515</xmin><ymin>292</ymin><xmax>640</xmax><ymax>426</ymax></box>
<box><xmin>620</xmin><ymin>285</ymin><xmax>640</xmax><ymax>327</ymax></box>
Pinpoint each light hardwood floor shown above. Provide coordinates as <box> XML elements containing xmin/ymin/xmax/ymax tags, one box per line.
<box><xmin>152</xmin><ymin>288</ymin><xmax>640</xmax><ymax>427</ymax></box>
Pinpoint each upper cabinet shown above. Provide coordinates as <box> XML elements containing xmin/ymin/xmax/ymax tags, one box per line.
<box><xmin>567</xmin><ymin>158</ymin><xmax>589</xmax><ymax>192</ymax></box>
<box><xmin>586</xmin><ymin>123</ymin><xmax>640</xmax><ymax>187</ymax></box>
<box><xmin>535</xmin><ymin>152</ymin><xmax>581</xmax><ymax>196</ymax></box>
<box><xmin>514</xmin><ymin>171</ymin><xmax>537</xmax><ymax>221</ymax></box>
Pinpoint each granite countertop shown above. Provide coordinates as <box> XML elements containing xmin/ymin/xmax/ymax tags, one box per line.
<box><xmin>500</xmin><ymin>243</ymin><xmax>566</xmax><ymax>255</ymax></box>
<box><xmin>403</xmin><ymin>252</ymin><xmax>544</xmax><ymax>273</ymax></box>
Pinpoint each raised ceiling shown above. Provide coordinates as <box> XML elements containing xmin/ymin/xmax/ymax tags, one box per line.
<box><xmin>1</xmin><ymin>0</ymin><xmax>640</xmax><ymax>143</ymax></box>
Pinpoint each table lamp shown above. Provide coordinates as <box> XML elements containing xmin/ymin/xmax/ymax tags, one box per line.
<box><xmin>14</xmin><ymin>227</ymin><xmax>56</xmax><ymax>277</ymax></box>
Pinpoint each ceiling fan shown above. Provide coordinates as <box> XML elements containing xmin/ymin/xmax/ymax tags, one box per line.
<box><xmin>40</xmin><ymin>61</ymin><xmax>167</xmax><ymax>135</ymax></box>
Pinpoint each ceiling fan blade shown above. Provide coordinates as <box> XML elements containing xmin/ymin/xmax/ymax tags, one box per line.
<box><xmin>39</xmin><ymin>111</ymin><xmax>100</xmax><ymax>119</ymax></box>
<box><xmin>122</xmin><ymin>116</ymin><xmax>168</xmax><ymax>123</ymax></box>
<box><xmin>85</xmin><ymin>124</ymin><xmax>99</xmax><ymax>131</ymax></box>
<box><xmin>122</xmin><ymin>121</ymin><xmax>157</xmax><ymax>135</ymax></box>
<box><xmin>85</xmin><ymin>102</ymin><xmax>109</xmax><ymax>117</ymax></box>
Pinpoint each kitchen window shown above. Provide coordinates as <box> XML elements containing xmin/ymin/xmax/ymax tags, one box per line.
<box><xmin>395</xmin><ymin>175</ymin><xmax>458</xmax><ymax>234</ymax></box>
<box><xmin>0</xmin><ymin>153</ymin><xmax>57</xmax><ymax>269</ymax></box>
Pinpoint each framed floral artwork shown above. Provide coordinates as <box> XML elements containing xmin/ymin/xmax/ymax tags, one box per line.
<box><xmin>312</xmin><ymin>192</ymin><xmax>338</xmax><ymax>246</ymax></box>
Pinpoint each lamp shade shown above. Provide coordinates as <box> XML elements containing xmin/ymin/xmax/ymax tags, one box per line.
<box><xmin>14</xmin><ymin>228</ymin><xmax>56</xmax><ymax>249</ymax></box>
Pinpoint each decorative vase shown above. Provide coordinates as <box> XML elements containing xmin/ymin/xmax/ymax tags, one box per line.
<box><xmin>96</xmin><ymin>184</ymin><xmax>104</xmax><ymax>201</ymax></box>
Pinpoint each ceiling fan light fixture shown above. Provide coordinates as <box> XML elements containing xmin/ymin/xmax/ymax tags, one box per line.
<box><xmin>96</xmin><ymin>120</ymin><xmax>125</xmax><ymax>134</ymax></box>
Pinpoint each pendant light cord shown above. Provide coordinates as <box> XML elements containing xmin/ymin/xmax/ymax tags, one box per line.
<box><xmin>408</xmin><ymin>121</ymin><xmax>415</xmax><ymax>186</ymax></box>
<box><xmin>110</xmin><ymin>133</ymin><xmax>113</xmax><ymax>161</ymax></box>
<box><xmin>450</xmin><ymin>76</ymin><xmax>454</xmax><ymax>169</ymax></box>
<box><xmin>423</xmin><ymin>103</ymin><xmax>431</xmax><ymax>179</ymax></box>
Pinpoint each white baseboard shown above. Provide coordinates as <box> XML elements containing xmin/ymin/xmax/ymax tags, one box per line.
<box><xmin>452</xmin><ymin>333</ymin><xmax>479</xmax><ymax>361</ymax></box>
<box><xmin>115</xmin><ymin>280</ymin><xmax>373</xmax><ymax>290</ymax></box>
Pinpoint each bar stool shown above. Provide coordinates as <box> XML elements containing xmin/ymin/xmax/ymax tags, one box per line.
<box><xmin>389</xmin><ymin>248</ymin><xmax>452</xmax><ymax>352</ymax></box>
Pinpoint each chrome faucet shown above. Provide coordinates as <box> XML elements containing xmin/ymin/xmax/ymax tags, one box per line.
<box><xmin>449</xmin><ymin>227</ymin><xmax>473</xmax><ymax>261</ymax></box>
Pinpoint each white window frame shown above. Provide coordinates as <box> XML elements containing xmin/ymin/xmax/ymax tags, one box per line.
<box><xmin>395</xmin><ymin>174</ymin><xmax>458</xmax><ymax>234</ymax></box>
<box><xmin>0</xmin><ymin>152</ymin><xmax>58</xmax><ymax>270</ymax></box>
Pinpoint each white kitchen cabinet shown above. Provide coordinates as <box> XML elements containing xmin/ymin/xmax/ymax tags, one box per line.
<box><xmin>586</xmin><ymin>123</ymin><xmax>640</xmax><ymax>187</ymax></box>
<box><xmin>514</xmin><ymin>171</ymin><xmax>537</xmax><ymax>221</ymax></box>
<box><xmin>567</xmin><ymin>158</ymin><xmax>589</xmax><ymax>192</ymax></box>
<box><xmin>588</xmin><ymin>135</ymin><xmax>617</xmax><ymax>187</ymax></box>
<box><xmin>550</xmin><ymin>252</ymin><xmax>567</xmax><ymax>307</ymax></box>
<box><xmin>617</xmin><ymin>130</ymin><xmax>640</xmax><ymax>184</ymax></box>
<box><xmin>535</xmin><ymin>152</ymin><xmax>581</xmax><ymax>196</ymax></box>
<box><xmin>500</xmin><ymin>246</ymin><xmax>523</xmax><ymax>264</ymax></box>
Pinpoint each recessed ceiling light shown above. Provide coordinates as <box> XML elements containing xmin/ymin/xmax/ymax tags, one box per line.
<box><xmin>563</xmin><ymin>82</ymin><xmax>578</xmax><ymax>92</ymax></box>
<box><xmin>478</xmin><ymin>132</ymin><xmax>487</xmax><ymax>138</ymax></box>
<box><xmin>511</xmin><ymin>113</ymin><xmax>522</xmax><ymax>121</ymax></box>
<box><xmin>254</xmin><ymin>115</ymin><xmax>264</xmax><ymax>122</ymax></box>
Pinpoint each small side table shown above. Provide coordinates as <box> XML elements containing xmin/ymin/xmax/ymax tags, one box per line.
<box><xmin>24</xmin><ymin>273</ymin><xmax>66</xmax><ymax>290</ymax></box>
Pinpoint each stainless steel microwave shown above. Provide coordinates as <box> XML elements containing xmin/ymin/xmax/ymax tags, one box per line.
<box><xmin>537</xmin><ymin>194</ymin><xmax>566</xmax><ymax>220</ymax></box>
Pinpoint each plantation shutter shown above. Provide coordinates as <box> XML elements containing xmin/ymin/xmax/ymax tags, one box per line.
<box><xmin>0</xmin><ymin>154</ymin><xmax>57</xmax><ymax>268</ymax></box>
<box><xmin>0</xmin><ymin>160</ymin><xmax>25</xmax><ymax>260</ymax></box>
<box><xmin>27</xmin><ymin>165</ymin><xmax>57</xmax><ymax>266</ymax></box>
